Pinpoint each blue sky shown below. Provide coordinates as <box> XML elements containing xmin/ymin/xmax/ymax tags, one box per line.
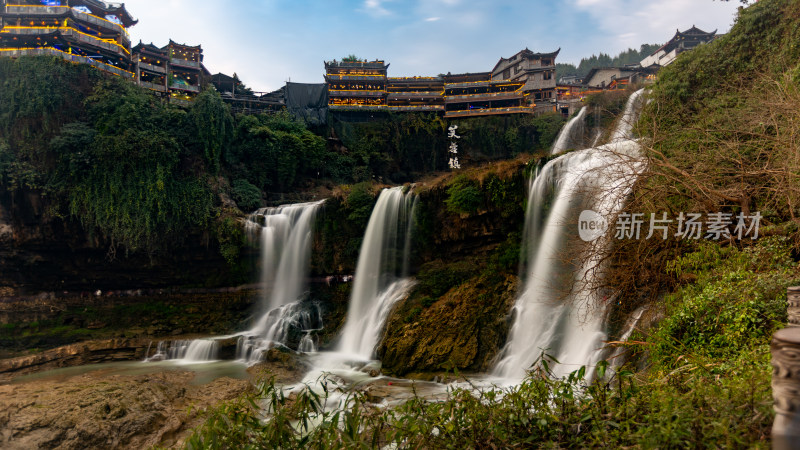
<box><xmin>122</xmin><ymin>0</ymin><xmax>743</xmax><ymax>92</ymax></box>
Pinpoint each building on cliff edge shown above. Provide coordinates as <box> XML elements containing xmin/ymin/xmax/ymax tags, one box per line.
<box><xmin>324</xmin><ymin>48</ymin><xmax>560</xmax><ymax>118</ymax></box>
<box><xmin>0</xmin><ymin>0</ymin><xmax>209</xmax><ymax>105</ymax></box>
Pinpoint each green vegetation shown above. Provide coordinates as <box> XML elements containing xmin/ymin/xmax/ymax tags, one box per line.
<box><xmin>331</xmin><ymin>112</ymin><xmax>562</xmax><ymax>183</ymax></box>
<box><xmin>185</xmin><ymin>236</ymin><xmax>788</xmax><ymax>448</ymax></box>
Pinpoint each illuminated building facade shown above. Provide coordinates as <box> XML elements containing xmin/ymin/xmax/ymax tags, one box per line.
<box><xmin>131</xmin><ymin>40</ymin><xmax>205</xmax><ymax>104</ymax></box>
<box><xmin>386</xmin><ymin>77</ymin><xmax>444</xmax><ymax>111</ymax></box>
<box><xmin>325</xmin><ymin>59</ymin><xmax>389</xmax><ymax>109</ymax></box>
<box><xmin>0</xmin><ymin>0</ymin><xmax>136</xmax><ymax>77</ymax></box>
<box><xmin>443</xmin><ymin>72</ymin><xmax>529</xmax><ymax>118</ymax></box>
<box><xmin>325</xmin><ymin>48</ymin><xmax>558</xmax><ymax>118</ymax></box>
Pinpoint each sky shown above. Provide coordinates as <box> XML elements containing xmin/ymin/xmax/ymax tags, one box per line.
<box><xmin>122</xmin><ymin>0</ymin><xmax>744</xmax><ymax>93</ymax></box>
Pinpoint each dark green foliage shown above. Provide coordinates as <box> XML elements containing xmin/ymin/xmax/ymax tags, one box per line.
<box><xmin>0</xmin><ymin>56</ymin><xmax>100</xmax><ymax>147</ymax></box>
<box><xmin>649</xmin><ymin>237</ymin><xmax>797</xmax><ymax>366</ymax></box>
<box><xmin>343</xmin><ymin>182</ymin><xmax>376</xmax><ymax>230</ymax></box>
<box><xmin>331</xmin><ymin>112</ymin><xmax>561</xmax><ymax>184</ymax></box>
<box><xmin>444</xmin><ymin>175</ymin><xmax>483</xmax><ymax>215</ymax></box>
<box><xmin>215</xmin><ymin>216</ymin><xmax>247</xmax><ymax>267</ymax></box>
<box><xmin>187</xmin><ymin>88</ymin><xmax>234</xmax><ymax>174</ymax></box>
<box><xmin>448</xmin><ymin>113</ymin><xmax>563</xmax><ymax>160</ymax></box>
<box><xmin>231</xmin><ymin>179</ymin><xmax>262</xmax><ymax>212</ymax></box>
<box><xmin>186</xmin><ymin>352</ymin><xmax>772</xmax><ymax>448</ymax></box>
<box><xmin>227</xmin><ymin>111</ymin><xmax>326</xmax><ymax>193</ymax></box>
<box><xmin>61</xmin><ymin>79</ymin><xmax>214</xmax><ymax>255</ymax></box>
<box><xmin>416</xmin><ymin>260</ymin><xmax>479</xmax><ymax>298</ymax></box>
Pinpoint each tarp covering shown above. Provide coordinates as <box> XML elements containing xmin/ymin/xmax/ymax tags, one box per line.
<box><xmin>284</xmin><ymin>82</ymin><xmax>328</xmax><ymax>126</ymax></box>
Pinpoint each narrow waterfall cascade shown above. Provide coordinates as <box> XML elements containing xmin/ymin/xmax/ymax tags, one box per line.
<box><xmin>236</xmin><ymin>201</ymin><xmax>324</xmax><ymax>362</ymax></box>
<box><xmin>551</xmin><ymin>106</ymin><xmax>588</xmax><ymax>155</ymax></box>
<box><xmin>493</xmin><ymin>89</ymin><xmax>646</xmax><ymax>381</ymax></box>
<box><xmin>144</xmin><ymin>339</ymin><xmax>219</xmax><ymax>363</ymax></box>
<box><xmin>337</xmin><ymin>187</ymin><xmax>418</xmax><ymax>360</ymax></box>
<box><xmin>608</xmin><ymin>306</ymin><xmax>647</xmax><ymax>371</ymax></box>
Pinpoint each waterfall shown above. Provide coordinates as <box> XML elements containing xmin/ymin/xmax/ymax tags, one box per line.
<box><xmin>551</xmin><ymin>106</ymin><xmax>587</xmax><ymax>155</ymax></box>
<box><xmin>337</xmin><ymin>187</ymin><xmax>418</xmax><ymax>360</ymax></box>
<box><xmin>236</xmin><ymin>201</ymin><xmax>324</xmax><ymax>362</ymax></box>
<box><xmin>144</xmin><ymin>339</ymin><xmax>219</xmax><ymax>363</ymax></box>
<box><xmin>493</xmin><ymin>89</ymin><xmax>646</xmax><ymax>381</ymax></box>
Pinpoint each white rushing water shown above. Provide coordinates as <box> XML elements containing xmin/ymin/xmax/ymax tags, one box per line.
<box><xmin>337</xmin><ymin>187</ymin><xmax>418</xmax><ymax>360</ymax></box>
<box><xmin>144</xmin><ymin>339</ymin><xmax>219</xmax><ymax>363</ymax></box>
<box><xmin>551</xmin><ymin>106</ymin><xmax>587</xmax><ymax>155</ymax></box>
<box><xmin>493</xmin><ymin>89</ymin><xmax>646</xmax><ymax>381</ymax></box>
<box><xmin>236</xmin><ymin>201</ymin><xmax>324</xmax><ymax>363</ymax></box>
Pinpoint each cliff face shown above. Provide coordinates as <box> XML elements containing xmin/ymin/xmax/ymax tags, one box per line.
<box><xmin>376</xmin><ymin>158</ymin><xmax>530</xmax><ymax>375</ymax></box>
<box><xmin>0</xmin><ymin>187</ymin><xmax>247</xmax><ymax>296</ymax></box>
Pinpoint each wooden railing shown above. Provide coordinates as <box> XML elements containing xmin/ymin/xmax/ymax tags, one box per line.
<box><xmin>170</xmin><ymin>82</ymin><xmax>199</xmax><ymax>93</ymax></box>
<box><xmin>137</xmin><ymin>62</ymin><xmax>166</xmax><ymax>74</ymax></box>
<box><xmin>170</xmin><ymin>58</ymin><xmax>200</xmax><ymax>69</ymax></box>
<box><xmin>0</xmin><ymin>47</ymin><xmax>133</xmax><ymax>78</ymax></box>
<box><xmin>4</xmin><ymin>5</ymin><xmax>129</xmax><ymax>43</ymax></box>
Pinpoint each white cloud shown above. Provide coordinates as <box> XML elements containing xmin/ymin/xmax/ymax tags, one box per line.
<box><xmin>363</xmin><ymin>0</ymin><xmax>392</xmax><ymax>17</ymax></box>
<box><xmin>425</xmin><ymin>17</ymin><xmax>441</xmax><ymax>22</ymax></box>
<box><xmin>569</xmin><ymin>0</ymin><xmax>740</xmax><ymax>57</ymax></box>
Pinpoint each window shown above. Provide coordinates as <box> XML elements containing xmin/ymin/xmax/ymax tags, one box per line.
<box><xmin>544</xmin><ymin>71</ymin><xmax>552</xmax><ymax>80</ymax></box>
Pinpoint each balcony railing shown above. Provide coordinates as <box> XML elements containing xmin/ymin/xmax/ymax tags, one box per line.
<box><xmin>170</xmin><ymin>82</ymin><xmax>199</xmax><ymax>93</ymax></box>
<box><xmin>386</xmin><ymin>91</ymin><xmax>442</xmax><ymax>97</ymax></box>
<box><xmin>170</xmin><ymin>58</ymin><xmax>200</xmax><ymax>69</ymax></box>
<box><xmin>328</xmin><ymin>90</ymin><xmax>385</xmax><ymax>97</ymax></box>
<box><xmin>444</xmin><ymin>106</ymin><xmax>533</xmax><ymax>118</ymax></box>
<box><xmin>138</xmin><ymin>62</ymin><xmax>165</xmax><ymax>74</ymax></box>
<box><xmin>0</xmin><ymin>47</ymin><xmax>133</xmax><ymax>78</ymax></box>
<box><xmin>139</xmin><ymin>81</ymin><xmax>166</xmax><ymax>92</ymax></box>
<box><xmin>1</xmin><ymin>26</ymin><xmax>129</xmax><ymax>58</ymax></box>
<box><xmin>325</xmin><ymin>75</ymin><xmax>385</xmax><ymax>82</ymax></box>
<box><xmin>444</xmin><ymin>91</ymin><xmax>523</xmax><ymax>103</ymax></box>
<box><xmin>4</xmin><ymin>5</ymin><xmax>129</xmax><ymax>41</ymax></box>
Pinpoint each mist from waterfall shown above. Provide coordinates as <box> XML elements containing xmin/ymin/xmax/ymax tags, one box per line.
<box><xmin>493</xmin><ymin>89</ymin><xmax>646</xmax><ymax>381</ymax></box>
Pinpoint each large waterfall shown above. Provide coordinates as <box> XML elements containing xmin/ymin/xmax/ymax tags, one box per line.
<box><xmin>236</xmin><ymin>201</ymin><xmax>324</xmax><ymax>362</ymax></box>
<box><xmin>551</xmin><ymin>106</ymin><xmax>587</xmax><ymax>155</ymax></box>
<box><xmin>337</xmin><ymin>187</ymin><xmax>418</xmax><ymax>360</ymax></box>
<box><xmin>493</xmin><ymin>89</ymin><xmax>646</xmax><ymax>381</ymax></box>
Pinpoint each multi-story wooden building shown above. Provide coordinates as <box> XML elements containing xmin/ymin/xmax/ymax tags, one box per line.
<box><xmin>386</xmin><ymin>76</ymin><xmax>444</xmax><ymax>112</ymax></box>
<box><xmin>325</xmin><ymin>48</ymin><xmax>557</xmax><ymax>118</ymax></box>
<box><xmin>0</xmin><ymin>0</ymin><xmax>137</xmax><ymax>77</ymax></box>
<box><xmin>132</xmin><ymin>39</ymin><xmax>205</xmax><ymax>105</ymax></box>
<box><xmin>325</xmin><ymin>59</ymin><xmax>389</xmax><ymax>110</ymax></box>
<box><xmin>491</xmin><ymin>48</ymin><xmax>559</xmax><ymax>107</ymax></box>
<box><xmin>442</xmin><ymin>72</ymin><xmax>529</xmax><ymax>118</ymax></box>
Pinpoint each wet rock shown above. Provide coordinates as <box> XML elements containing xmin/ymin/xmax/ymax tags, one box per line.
<box><xmin>0</xmin><ymin>339</ymin><xmax>150</xmax><ymax>381</ymax></box>
<box><xmin>246</xmin><ymin>350</ymin><xmax>310</xmax><ymax>384</ymax></box>
<box><xmin>379</xmin><ymin>274</ymin><xmax>518</xmax><ymax>376</ymax></box>
<box><xmin>0</xmin><ymin>370</ymin><xmax>248</xmax><ymax>449</ymax></box>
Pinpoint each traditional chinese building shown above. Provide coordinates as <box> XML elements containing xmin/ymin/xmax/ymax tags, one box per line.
<box><xmin>386</xmin><ymin>76</ymin><xmax>444</xmax><ymax>112</ymax></box>
<box><xmin>583</xmin><ymin>65</ymin><xmax>657</xmax><ymax>90</ymax></box>
<box><xmin>0</xmin><ymin>0</ymin><xmax>137</xmax><ymax>77</ymax></box>
<box><xmin>132</xmin><ymin>39</ymin><xmax>206</xmax><ymax>105</ymax></box>
<box><xmin>442</xmin><ymin>72</ymin><xmax>529</xmax><ymax>118</ymax></box>
<box><xmin>640</xmin><ymin>26</ymin><xmax>717</xmax><ymax>68</ymax></box>
<box><xmin>325</xmin><ymin>59</ymin><xmax>389</xmax><ymax>110</ymax></box>
<box><xmin>491</xmin><ymin>48</ymin><xmax>560</xmax><ymax>108</ymax></box>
